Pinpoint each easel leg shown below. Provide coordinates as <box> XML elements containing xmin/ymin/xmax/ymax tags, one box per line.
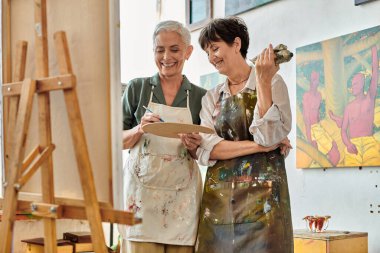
<box><xmin>38</xmin><ymin>92</ymin><xmax>57</xmax><ymax>253</ymax></box>
<box><xmin>0</xmin><ymin>79</ymin><xmax>36</xmax><ymax>253</ymax></box>
<box><xmin>1</xmin><ymin>0</ymin><xmax>12</xmax><ymax>162</ymax></box>
<box><xmin>5</xmin><ymin>41</ymin><xmax>28</xmax><ymax>181</ymax></box>
<box><xmin>34</xmin><ymin>1</ymin><xmax>57</xmax><ymax>252</ymax></box>
<box><xmin>64</xmin><ymin>89</ymin><xmax>109</xmax><ymax>253</ymax></box>
<box><xmin>54</xmin><ymin>31</ymin><xmax>108</xmax><ymax>253</ymax></box>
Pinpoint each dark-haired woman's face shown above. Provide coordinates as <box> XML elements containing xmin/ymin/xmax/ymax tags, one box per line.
<box><xmin>204</xmin><ymin>40</ymin><xmax>238</xmax><ymax>76</ymax></box>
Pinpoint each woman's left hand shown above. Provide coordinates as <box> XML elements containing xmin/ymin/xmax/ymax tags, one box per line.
<box><xmin>255</xmin><ymin>44</ymin><xmax>279</xmax><ymax>86</ymax></box>
<box><xmin>179</xmin><ymin>133</ymin><xmax>202</xmax><ymax>151</ymax></box>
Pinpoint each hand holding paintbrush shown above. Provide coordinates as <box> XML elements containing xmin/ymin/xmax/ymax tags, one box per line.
<box><xmin>143</xmin><ymin>105</ymin><xmax>165</xmax><ymax>122</ymax></box>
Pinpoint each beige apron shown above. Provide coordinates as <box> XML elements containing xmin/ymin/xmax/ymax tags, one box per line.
<box><xmin>122</xmin><ymin>88</ymin><xmax>202</xmax><ymax>245</ymax></box>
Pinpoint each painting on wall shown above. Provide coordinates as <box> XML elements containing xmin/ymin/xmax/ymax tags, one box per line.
<box><xmin>186</xmin><ymin>0</ymin><xmax>212</xmax><ymax>31</ymax></box>
<box><xmin>355</xmin><ymin>0</ymin><xmax>377</xmax><ymax>5</ymax></box>
<box><xmin>225</xmin><ymin>0</ymin><xmax>278</xmax><ymax>16</ymax></box>
<box><xmin>200</xmin><ymin>71</ymin><xmax>226</xmax><ymax>90</ymax></box>
<box><xmin>296</xmin><ymin>25</ymin><xmax>380</xmax><ymax>169</ymax></box>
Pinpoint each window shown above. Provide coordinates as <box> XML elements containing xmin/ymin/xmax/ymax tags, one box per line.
<box><xmin>186</xmin><ymin>0</ymin><xmax>212</xmax><ymax>31</ymax></box>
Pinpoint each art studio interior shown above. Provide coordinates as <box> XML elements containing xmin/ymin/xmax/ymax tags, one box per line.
<box><xmin>1</xmin><ymin>0</ymin><xmax>380</xmax><ymax>253</ymax></box>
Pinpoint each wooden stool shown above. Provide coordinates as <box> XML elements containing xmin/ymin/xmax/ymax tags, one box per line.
<box><xmin>72</xmin><ymin>243</ymin><xmax>94</xmax><ymax>253</ymax></box>
<box><xmin>63</xmin><ymin>232</ymin><xmax>93</xmax><ymax>252</ymax></box>
<box><xmin>293</xmin><ymin>229</ymin><xmax>368</xmax><ymax>253</ymax></box>
<box><xmin>22</xmin><ymin>238</ymin><xmax>73</xmax><ymax>253</ymax></box>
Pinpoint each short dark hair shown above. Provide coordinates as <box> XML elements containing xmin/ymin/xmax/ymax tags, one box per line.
<box><xmin>198</xmin><ymin>17</ymin><xmax>249</xmax><ymax>58</ymax></box>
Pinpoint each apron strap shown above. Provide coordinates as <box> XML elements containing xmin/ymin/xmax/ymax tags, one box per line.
<box><xmin>149</xmin><ymin>85</ymin><xmax>155</xmax><ymax>102</ymax></box>
<box><xmin>150</xmin><ymin>84</ymin><xmax>190</xmax><ymax>109</ymax></box>
<box><xmin>186</xmin><ymin>90</ymin><xmax>190</xmax><ymax>109</ymax></box>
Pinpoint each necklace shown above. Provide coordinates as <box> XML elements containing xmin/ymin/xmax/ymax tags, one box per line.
<box><xmin>228</xmin><ymin>76</ymin><xmax>249</xmax><ymax>86</ymax></box>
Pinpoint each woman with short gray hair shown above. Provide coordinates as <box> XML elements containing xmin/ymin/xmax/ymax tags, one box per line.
<box><xmin>153</xmin><ymin>20</ymin><xmax>191</xmax><ymax>46</ymax></box>
<box><xmin>120</xmin><ymin>20</ymin><xmax>206</xmax><ymax>253</ymax></box>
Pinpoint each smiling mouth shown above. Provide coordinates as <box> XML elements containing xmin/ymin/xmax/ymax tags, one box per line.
<box><xmin>214</xmin><ymin>60</ymin><xmax>223</xmax><ymax>68</ymax></box>
<box><xmin>161</xmin><ymin>62</ymin><xmax>176</xmax><ymax>68</ymax></box>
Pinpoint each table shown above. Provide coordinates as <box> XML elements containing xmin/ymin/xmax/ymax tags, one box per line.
<box><xmin>293</xmin><ymin>229</ymin><xmax>368</xmax><ymax>253</ymax></box>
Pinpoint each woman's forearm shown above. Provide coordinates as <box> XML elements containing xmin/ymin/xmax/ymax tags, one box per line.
<box><xmin>210</xmin><ymin>140</ymin><xmax>274</xmax><ymax>160</ymax></box>
<box><xmin>256</xmin><ymin>84</ymin><xmax>273</xmax><ymax>117</ymax></box>
<box><xmin>123</xmin><ymin>125</ymin><xmax>144</xmax><ymax>149</ymax></box>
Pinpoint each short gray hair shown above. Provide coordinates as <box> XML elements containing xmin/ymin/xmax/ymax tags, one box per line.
<box><xmin>153</xmin><ymin>20</ymin><xmax>191</xmax><ymax>46</ymax></box>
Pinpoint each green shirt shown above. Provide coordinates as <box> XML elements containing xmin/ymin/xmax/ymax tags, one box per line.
<box><xmin>122</xmin><ymin>73</ymin><xmax>207</xmax><ymax>130</ymax></box>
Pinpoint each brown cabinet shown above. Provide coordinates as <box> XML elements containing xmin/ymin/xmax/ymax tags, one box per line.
<box><xmin>294</xmin><ymin>229</ymin><xmax>368</xmax><ymax>253</ymax></box>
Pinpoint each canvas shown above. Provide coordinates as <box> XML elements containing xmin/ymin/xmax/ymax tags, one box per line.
<box><xmin>296</xmin><ymin>25</ymin><xmax>380</xmax><ymax>168</ymax></box>
<box><xmin>355</xmin><ymin>0</ymin><xmax>378</xmax><ymax>6</ymax></box>
<box><xmin>225</xmin><ymin>0</ymin><xmax>277</xmax><ymax>16</ymax></box>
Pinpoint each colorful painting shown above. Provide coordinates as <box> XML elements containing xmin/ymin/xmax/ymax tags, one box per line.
<box><xmin>296</xmin><ymin>25</ymin><xmax>380</xmax><ymax>168</ymax></box>
<box><xmin>225</xmin><ymin>0</ymin><xmax>278</xmax><ymax>16</ymax></box>
<box><xmin>355</xmin><ymin>0</ymin><xmax>377</xmax><ymax>5</ymax></box>
<box><xmin>199</xmin><ymin>71</ymin><xmax>226</xmax><ymax>90</ymax></box>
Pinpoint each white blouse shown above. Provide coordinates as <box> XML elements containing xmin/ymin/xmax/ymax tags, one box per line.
<box><xmin>196</xmin><ymin>67</ymin><xmax>292</xmax><ymax>166</ymax></box>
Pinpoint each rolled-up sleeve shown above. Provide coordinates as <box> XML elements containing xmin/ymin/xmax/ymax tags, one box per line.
<box><xmin>122</xmin><ymin>81</ymin><xmax>137</xmax><ymax>130</ymax></box>
<box><xmin>249</xmin><ymin>75</ymin><xmax>292</xmax><ymax>147</ymax></box>
<box><xmin>196</xmin><ymin>90</ymin><xmax>224</xmax><ymax>166</ymax></box>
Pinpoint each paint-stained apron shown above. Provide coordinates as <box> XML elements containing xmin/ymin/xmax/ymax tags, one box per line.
<box><xmin>196</xmin><ymin>92</ymin><xmax>293</xmax><ymax>253</ymax></box>
<box><xmin>122</xmin><ymin>88</ymin><xmax>202</xmax><ymax>245</ymax></box>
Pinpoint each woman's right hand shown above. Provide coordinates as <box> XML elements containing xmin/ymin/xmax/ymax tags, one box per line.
<box><xmin>280</xmin><ymin>137</ymin><xmax>293</xmax><ymax>157</ymax></box>
<box><xmin>139</xmin><ymin>112</ymin><xmax>162</xmax><ymax>133</ymax></box>
<box><xmin>259</xmin><ymin>142</ymin><xmax>280</xmax><ymax>153</ymax></box>
<box><xmin>124</xmin><ymin>112</ymin><xmax>163</xmax><ymax>149</ymax></box>
<box><xmin>256</xmin><ymin>137</ymin><xmax>292</xmax><ymax>155</ymax></box>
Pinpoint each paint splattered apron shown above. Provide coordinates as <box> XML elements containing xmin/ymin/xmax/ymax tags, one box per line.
<box><xmin>122</xmin><ymin>88</ymin><xmax>202</xmax><ymax>245</ymax></box>
<box><xmin>196</xmin><ymin>91</ymin><xmax>293</xmax><ymax>253</ymax></box>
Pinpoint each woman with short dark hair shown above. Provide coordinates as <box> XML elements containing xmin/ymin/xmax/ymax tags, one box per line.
<box><xmin>195</xmin><ymin>17</ymin><xmax>293</xmax><ymax>253</ymax></box>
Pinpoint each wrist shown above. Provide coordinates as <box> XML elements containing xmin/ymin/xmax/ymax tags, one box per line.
<box><xmin>136</xmin><ymin>124</ymin><xmax>144</xmax><ymax>135</ymax></box>
<box><xmin>256</xmin><ymin>77</ymin><xmax>272</xmax><ymax>87</ymax></box>
<box><xmin>250</xmin><ymin>141</ymin><xmax>259</xmax><ymax>152</ymax></box>
<box><xmin>188</xmin><ymin>148</ymin><xmax>198</xmax><ymax>159</ymax></box>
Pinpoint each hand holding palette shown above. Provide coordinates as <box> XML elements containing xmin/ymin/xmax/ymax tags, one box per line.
<box><xmin>142</xmin><ymin>122</ymin><xmax>215</xmax><ymax>138</ymax></box>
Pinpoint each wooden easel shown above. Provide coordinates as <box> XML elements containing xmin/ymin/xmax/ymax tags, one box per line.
<box><xmin>0</xmin><ymin>1</ymin><xmax>139</xmax><ymax>253</ymax></box>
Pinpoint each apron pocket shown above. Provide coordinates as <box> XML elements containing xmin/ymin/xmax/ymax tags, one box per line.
<box><xmin>130</xmin><ymin>153</ymin><xmax>193</xmax><ymax>191</ymax></box>
<box><xmin>203</xmin><ymin>180</ymin><xmax>273</xmax><ymax>225</ymax></box>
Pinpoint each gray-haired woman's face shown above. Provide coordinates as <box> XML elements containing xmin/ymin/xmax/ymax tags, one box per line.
<box><xmin>154</xmin><ymin>31</ymin><xmax>192</xmax><ymax>79</ymax></box>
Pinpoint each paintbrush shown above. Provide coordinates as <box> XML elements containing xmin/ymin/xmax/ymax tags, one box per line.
<box><xmin>143</xmin><ymin>105</ymin><xmax>165</xmax><ymax>122</ymax></box>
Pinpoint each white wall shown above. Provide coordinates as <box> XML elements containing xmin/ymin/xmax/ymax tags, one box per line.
<box><xmin>120</xmin><ymin>0</ymin><xmax>380</xmax><ymax>252</ymax></box>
